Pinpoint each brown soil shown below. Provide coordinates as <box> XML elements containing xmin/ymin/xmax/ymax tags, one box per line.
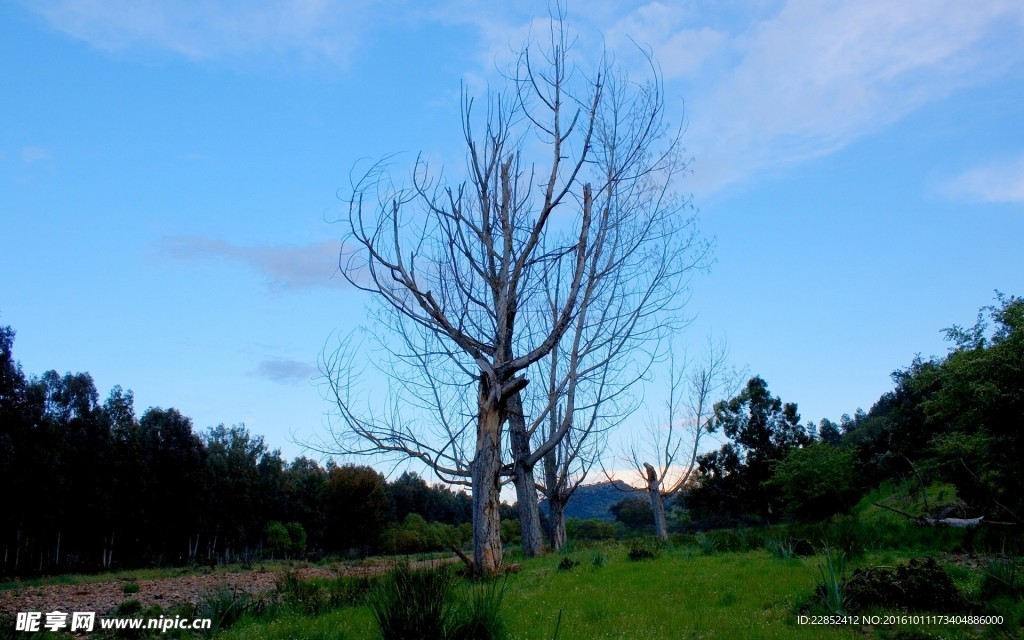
<box><xmin>0</xmin><ymin>558</ymin><xmax>456</xmax><ymax>616</ymax></box>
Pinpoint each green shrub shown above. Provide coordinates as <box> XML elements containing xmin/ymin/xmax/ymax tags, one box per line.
<box><xmin>122</xmin><ymin>580</ymin><xmax>140</xmax><ymax>594</ymax></box>
<box><xmin>115</xmin><ymin>599</ymin><xmax>144</xmax><ymax>616</ymax></box>
<box><xmin>287</xmin><ymin>522</ymin><xmax>308</xmax><ymax>556</ymax></box>
<box><xmin>266</xmin><ymin>521</ymin><xmax>291</xmax><ymax>559</ymax></box>
<box><xmin>694</xmin><ymin>532</ymin><xmax>717</xmax><ymax>555</ymax></box>
<box><xmin>627</xmin><ymin>538</ymin><xmax>663</xmax><ymax>561</ymax></box>
<box><xmin>384</xmin><ymin>514</ymin><xmax>467</xmax><ymax>554</ymax></box>
<box><xmin>565</xmin><ymin>518</ymin><xmax>621</xmax><ymax>541</ymax></box>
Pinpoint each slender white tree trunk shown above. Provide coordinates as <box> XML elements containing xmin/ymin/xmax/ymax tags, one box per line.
<box><xmin>644</xmin><ymin>463</ymin><xmax>669</xmax><ymax>540</ymax></box>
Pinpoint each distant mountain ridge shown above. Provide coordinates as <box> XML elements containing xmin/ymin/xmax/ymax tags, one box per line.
<box><xmin>541</xmin><ymin>480</ymin><xmax>637</xmax><ymax>521</ymax></box>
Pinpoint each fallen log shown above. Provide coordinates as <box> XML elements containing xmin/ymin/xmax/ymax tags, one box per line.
<box><xmin>872</xmin><ymin>503</ymin><xmax>984</xmax><ymax>527</ymax></box>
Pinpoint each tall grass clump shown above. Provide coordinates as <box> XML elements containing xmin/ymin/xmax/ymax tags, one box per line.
<box><xmin>981</xmin><ymin>558</ymin><xmax>1021</xmax><ymax>600</ymax></box>
<box><xmin>817</xmin><ymin>546</ymin><xmax>848</xmax><ymax>615</ymax></box>
<box><xmin>195</xmin><ymin>588</ymin><xmax>262</xmax><ymax>635</ymax></box>
<box><xmin>368</xmin><ymin>563</ymin><xmax>456</xmax><ymax>639</ymax></box>
<box><xmin>275</xmin><ymin>571</ymin><xmax>374</xmax><ymax>615</ymax></box>
<box><xmin>367</xmin><ymin>563</ymin><xmax>508</xmax><ymax>640</ymax></box>
<box><xmin>450</xmin><ymin>577</ymin><xmax>508</xmax><ymax>640</ymax></box>
<box><xmin>766</xmin><ymin>538</ymin><xmax>796</xmax><ymax>560</ymax></box>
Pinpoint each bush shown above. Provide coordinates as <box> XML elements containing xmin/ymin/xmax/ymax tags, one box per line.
<box><xmin>694</xmin><ymin>532</ymin><xmax>717</xmax><ymax>555</ymax></box>
<box><xmin>609</xmin><ymin>497</ymin><xmax>654</xmax><ymax>530</ymax></box>
<box><xmin>627</xmin><ymin>538</ymin><xmax>663</xmax><ymax>561</ymax></box>
<box><xmin>384</xmin><ymin>514</ymin><xmax>467</xmax><ymax>554</ymax></box>
<box><xmin>499</xmin><ymin>519</ymin><xmax>521</xmax><ymax>545</ymax></box>
<box><xmin>266</xmin><ymin>521</ymin><xmax>308</xmax><ymax>559</ymax></box>
<box><xmin>287</xmin><ymin>522</ymin><xmax>308</xmax><ymax>556</ymax></box>
<box><xmin>566</xmin><ymin>518</ymin><xmax>621</xmax><ymax>541</ymax></box>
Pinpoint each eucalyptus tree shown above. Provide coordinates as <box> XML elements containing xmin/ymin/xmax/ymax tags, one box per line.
<box><xmin>323</xmin><ymin>17</ymin><xmax>702</xmax><ymax>574</ymax></box>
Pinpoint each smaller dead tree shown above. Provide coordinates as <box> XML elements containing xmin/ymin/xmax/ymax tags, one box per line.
<box><xmin>617</xmin><ymin>340</ymin><xmax>739</xmax><ymax>539</ymax></box>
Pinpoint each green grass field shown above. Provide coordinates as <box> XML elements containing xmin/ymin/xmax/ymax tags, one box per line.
<box><xmin>215</xmin><ymin>543</ymin><xmax>1016</xmax><ymax>640</ymax></box>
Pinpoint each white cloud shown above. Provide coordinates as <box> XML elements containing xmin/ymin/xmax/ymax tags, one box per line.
<box><xmin>253</xmin><ymin>357</ymin><xmax>319</xmax><ymax>385</ymax></box>
<box><xmin>21</xmin><ymin>147</ymin><xmax>51</xmax><ymax>164</ymax></box>
<box><xmin>945</xmin><ymin>154</ymin><xmax>1024</xmax><ymax>204</ymax></box>
<box><xmin>28</xmin><ymin>0</ymin><xmax>384</xmax><ymax>65</ymax></box>
<box><xmin>156</xmin><ymin>235</ymin><xmax>348</xmax><ymax>291</ymax></box>
<box><xmin>676</xmin><ymin>0</ymin><xmax>1024</xmax><ymax>193</ymax></box>
<box><xmin>444</xmin><ymin>0</ymin><xmax>1024</xmax><ymax>194</ymax></box>
<box><xmin>37</xmin><ymin>0</ymin><xmax>1023</xmax><ymax>193</ymax></box>
<box><xmin>603</xmin><ymin>2</ymin><xmax>730</xmax><ymax>82</ymax></box>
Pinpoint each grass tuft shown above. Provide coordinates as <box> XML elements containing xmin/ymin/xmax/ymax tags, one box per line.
<box><xmin>816</xmin><ymin>546</ymin><xmax>847</xmax><ymax>615</ymax></box>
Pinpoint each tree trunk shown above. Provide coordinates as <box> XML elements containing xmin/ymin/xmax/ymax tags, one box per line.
<box><xmin>471</xmin><ymin>398</ymin><xmax>504</xmax><ymax>575</ymax></box>
<box><xmin>644</xmin><ymin>463</ymin><xmax>668</xmax><ymax>540</ymax></box>
<box><xmin>548</xmin><ymin>496</ymin><xmax>567</xmax><ymax>551</ymax></box>
<box><xmin>508</xmin><ymin>393</ymin><xmax>545</xmax><ymax>557</ymax></box>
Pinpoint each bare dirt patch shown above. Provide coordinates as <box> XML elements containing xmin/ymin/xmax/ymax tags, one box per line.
<box><xmin>0</xmin><ymin>558</ymin><xmax>455</xmax><ymax>616</ymax></box>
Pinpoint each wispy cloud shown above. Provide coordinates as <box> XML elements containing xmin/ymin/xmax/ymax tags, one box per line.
<box><xmin>156</xmin><ymin>235</ymin><xmax>346</xmax><ymax>291</ymax></box>
<box><xmin>252</xmin><ymin>357</ymin><xmax>319</xmax><ymax>385</ymax></box>
<box><xmin>440</xmin><ymin>0</ymin><xmax>1024</xmax><ymax>194</ymax></box>
<box><xmin>21</xmin><ymin>147</ymin><xmax>51</xmax><ymax>164</ymax></box>
<box><xmin>619</xmin><ymin>0</ymin><xmax>1024</xmax><ymax>193</ymax></box>
<box><xmin>945</xmin><ymin>154</ymin><xmax>1024</xmax><ymax>204</ymax></box>
<box><xmin>28</xmin><ymin>0</ymin><xmax>385</xmax><ymax>66</ymax></box>
<box><xmin>31</xmin><ymin>1</ymin><xmax>1024</xmax><ymax>193</ymax></box>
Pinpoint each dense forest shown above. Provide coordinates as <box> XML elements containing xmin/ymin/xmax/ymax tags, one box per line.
<box><xmin>0</xmin><ymin>326</ymin><xmax>492</xmax><ymax>575</ymax></box>
<box><xmin>2</xmin><ymin>293</ymin><xmax>1020</xmax><ymax>576</ymax></box>
<box><xmin>678</xmin><ymin>294</ymin><xmax>1023</xmax><ymax>535</ymax></box>
<box><xmin>591</xmin><ymin>295</ymin><xmax>1023</xmax><ymax>542</ymax></box>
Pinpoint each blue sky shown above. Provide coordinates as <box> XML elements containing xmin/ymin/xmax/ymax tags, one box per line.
<box><xmin>2</xmin><ymin>0</ymin><xmax>1022</xmax><ymax>467</ymax></box>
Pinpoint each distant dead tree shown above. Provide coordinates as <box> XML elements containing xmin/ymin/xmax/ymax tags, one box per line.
<box><xmin>615</xmin><ymin>340</ymin><xmax>739</xmax><ymax>539</ymax></box>
<box><xmin>321</xmin><ymin>15</ymin><xmax>704</xmax><ymax>574</ymax></box>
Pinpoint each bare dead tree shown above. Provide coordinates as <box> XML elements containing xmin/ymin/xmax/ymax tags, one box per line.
<box><xmin>321</xmin><ymin>16</ymin><xmax>702</xmax><ymax>574</ymax></box>
<box><xmin>616</xmin><ymin>339</ymin><xmax>739</xmax><ymax>539</ymax></box>
<box><xmin>498</xmin><ymin>26</ymin><xmax>710</xmax><ymax>555</ymax></box>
